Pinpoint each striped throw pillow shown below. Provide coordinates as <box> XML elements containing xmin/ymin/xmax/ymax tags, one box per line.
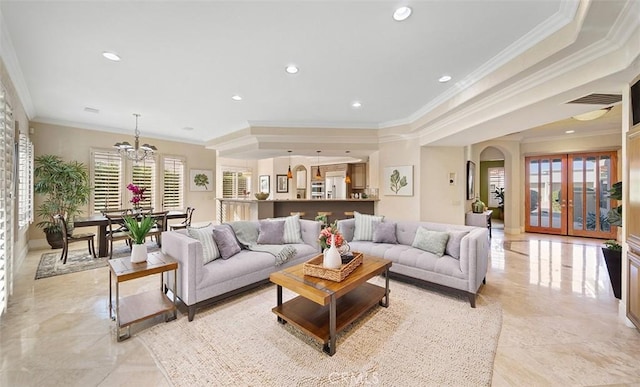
<box><xmin>353</xmin><ymin>211</ymin><xmax>384</xmax><ymax>241</ymax></box>
<box><xmin>283</xmin><ymin>214</ymin><xmax>304</xmax><ymax>244</ymax></box>
<box><xmin>187</xmin><ymin>224</ymin><xmax>220</xmax><ymax>264</ymax></box>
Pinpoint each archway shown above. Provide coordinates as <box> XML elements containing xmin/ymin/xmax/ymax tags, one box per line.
<box><xmin>291</xmin><ymin>165</ymin><xmax>308</xmax><ymax>199</ymax></box>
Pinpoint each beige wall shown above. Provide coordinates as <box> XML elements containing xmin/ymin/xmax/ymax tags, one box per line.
<box><xmin>29</xmin><ymin>122</ymin><xmax>217</xmax><ymax>243</ymax></box>
<box><xmin>420</xmin><ymin>146</ymin><xmax>466</xmax><ymax>224</ymax></box>
<box><xmin>376</xmin><ymin>139</ymin><xmax>422</xmax><ymax>221</ymax></box>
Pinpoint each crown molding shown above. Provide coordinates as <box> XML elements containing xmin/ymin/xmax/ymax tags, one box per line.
<box><xmin>0</xmin><ymin>8</ymin><xmax>35</xmax><ymax>118</ymax></box>
<box><xmin>518</xmin><ymin>127</ymin><xmax>621</xmax><ymax>144</ymax></box>
<box><xmin>247</xmin><ymin>120</ymin><xmax>380</xmax><ymax>130</ymax></box>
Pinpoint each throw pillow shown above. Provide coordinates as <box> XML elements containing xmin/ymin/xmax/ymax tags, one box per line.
<box><xmin>412</xmin><ymin>227</ymin><xmax>450</xmax><ymax>257</ymax></box>
<box><xmin>446</xmin><ymin>230</ymin><xmax>469</xmax><ymax>259</ymax></box>
<box><xmin>282</xmin><ymin>214</ymin><xmax>304</xmax><ymax>244</ymax></box>
<box><xmin>257</xmin><ymin>220</ymin><xmax>285</xmax><ymax>245</ymax></box>
<box><xmin>212</xmin><ymin>224</ymin><xmax>242</xmax><ymax>259</ymax></box>
<box><xmin>353</xmin><ymin>211</ymin><xmax>384</xmax><ymax>241</ymax></box>
<box><xmin>373</xmin><ymin>221</ymin><xmax>398</xmax><ymax>244</ymax></box>
<box><xmin>187</xmin><ymin>223</ymin><xmax>220</xmax><ymax>264</ymax></box>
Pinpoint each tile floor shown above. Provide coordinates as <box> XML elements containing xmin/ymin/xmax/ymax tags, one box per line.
<box><xmin>1</xmin><ymin>228</ymin><xmax>639</xmax><ymax>386</ymax></box>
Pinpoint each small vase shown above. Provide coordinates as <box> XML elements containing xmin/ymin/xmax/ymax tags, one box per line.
<box><xmin>323</xmin><ymin>234</ymin><xmax>342</xmax><ymax>269</ymax></box>
<box><xmin>131</xmin><ymin>243</ymin><xmax>148</xmax><ymax>263</ymax></box>
<box><xmin>472</xmin><ymin>197</ymin><xmax>485</xmax><ymax>213</ymax></box>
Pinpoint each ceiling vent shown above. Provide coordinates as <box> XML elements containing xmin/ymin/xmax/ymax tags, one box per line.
<box><xmin>566</xmin><ymin>93</ymin><xmax>622</xmax><ymax>105</ymax></box>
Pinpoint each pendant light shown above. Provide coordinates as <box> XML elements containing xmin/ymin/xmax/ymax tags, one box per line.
<box><xmin>315</xmin><ymin>150</ymin><xmax>322</xmax><ymax>179</ymax></box>
<box><xmin>286</xmin><ymin>150</ymin><xmax>293</xmax><ymax>179</ymax></box>
<box><xmin>345</xmin><ymin>174</ymin><xmax>352</xmax><ymax>184</ymax></box>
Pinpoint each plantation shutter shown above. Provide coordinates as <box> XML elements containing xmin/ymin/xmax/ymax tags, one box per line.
<box><xmin>18</xmin><ymin>133</ymin><xmax>33</xmax><ymax>228</ymax></box>
<box><xmin>131</xmin><ymin>158</ymin><xmax>156</xmax><ymax>210</ymax></box>
<box><xmin>488</xmin><ymin>167</ymin><xmax>505</xmax><ymax>208</ymax></box>
<box><xmin>0</xmin><ymin>86</ymin><xmax>15</xmax><ymax>316</ymax></box>
<box><xmin>222</xmin><ymin>168</ymin><xmax>252</xmax><ymax>198</ymax></box>
<box><xmin>163</xmin><ymin>156</ymin><xmax>184</xmax><ymax>210</ymax></box>
<box><xmin>91</xmin><ymin>150</ymin><xmax>123</xmax><ymax>213</ymax></box>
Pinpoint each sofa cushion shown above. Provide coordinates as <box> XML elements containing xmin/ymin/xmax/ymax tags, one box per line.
<box><xmin>212</xmin><ymin>224</ymin><xmax>242</xmax><ymax>259</ymax></box>
<box><xmin>446</xmin><ymin>230</ymin><xmax>469</xmax><ymax>259</ymax></box>
<box><xmin>353</xmin><ymin>211</ymin><xmax>384</xmax><ymax>241</ymax></box>
<box><xmin>373</xmin><ymin>221</ymin><xmax>398</xmax><ymax>244</ymax></box>
<box><xmin>412</xmin><ymin>227</ymin><xmax>449</xmax><ymax>257</ymax></box>
<box><xmin>187</xmin><ymin>223</ymin><xmax>220</xmax><ymax>264</ymax></box>
<box><xmin>257</xmin><ymin>220</ymin><xmax>285</xmax><ymax>245</ymax></box>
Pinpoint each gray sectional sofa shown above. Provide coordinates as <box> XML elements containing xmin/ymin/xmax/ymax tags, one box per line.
<box><xmin>337</xmin><ymin>217</ymin><xmax>490</xmax><ymax>307</ymax></box>
<box><xmin>161</xmin><ymin>217</ymin><xmax>321</xmax><ymax>321</ymax></box>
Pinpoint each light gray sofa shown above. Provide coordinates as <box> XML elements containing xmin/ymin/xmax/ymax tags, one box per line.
<box><xmin>161</xmin><ymin>219</ymin><xmax>321</xmax><ymax>321</ymax></box>
<box><xmin>337</xmin><ymin>218</ymin><xmax>490</xmax><ymax>307</ymax></box>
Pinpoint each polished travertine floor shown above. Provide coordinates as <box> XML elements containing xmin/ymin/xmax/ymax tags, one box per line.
<box><xmin>1</xmin><ymin>229</ymin><xmax>640</xmax><ymax>386</ymax></box>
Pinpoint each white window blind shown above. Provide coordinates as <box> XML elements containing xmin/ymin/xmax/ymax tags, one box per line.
<box><xmin>131</xmin><ymin>158</ymin><xmax>156</xmax><ymax>210</ymax></box>
<box><xmin>222</xmin><ymin>168</ymin><xmax>252</xmax><ymax>199</ymax></box>
<box><xmin>163</xmin><ymin>156</ymin><xmax>184</xmax><ymax>210</ymax></box>
<box><xmin>0</xmin><ymin>86</ymin><xmax>15</xmax><ymax>316</ymax></box>
<box><xmin>18</xmin><ymin>133</ymin><xmax>33</xmax><ymax>228</ymax></box>
<box><xmin>91</xmin><ymin>150</ymin><xmax>123</xmax><ymax>213</ymax></box>
<box><xmin>488</xmin><ymin>167</ymin><xmax>505</xmax><ymax>208</ymax></box>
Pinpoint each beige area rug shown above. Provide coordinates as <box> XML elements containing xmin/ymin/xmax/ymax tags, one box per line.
<box><xmin>139</xmin><ymin>277</ymin><xmax>502</xmax><ymax>386</ymax></box>
<box><xmin>35</xmin><ymin>243</ymin><xmax>159</xmax><ymax>279</ymax></box>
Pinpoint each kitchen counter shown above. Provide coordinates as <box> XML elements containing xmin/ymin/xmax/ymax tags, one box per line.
<box><xmin>217</xmin><ymin>198</ymin><xmax>378</xmax><ymax>222</ymax></box>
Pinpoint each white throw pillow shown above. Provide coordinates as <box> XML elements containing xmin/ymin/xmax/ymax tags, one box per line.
<box><xmin>353</xmin><ymin>211</ymin><xmax>384</xmax><ymax>241</ymax></box>
<box><xmin>187</xmin><ymin>223</ymin><xmax>220</xmax><ymax>264</ymax></box>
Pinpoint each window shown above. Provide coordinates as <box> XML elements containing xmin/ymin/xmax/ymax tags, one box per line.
<box><xmin>487</xmin><ymin>167</ymin><xmax>505</xmax><ymax>208</ymax></box>
<box><xmin>0</xmin><ymin>86</ymin><xmax>15</xmax><ymax>316</ymax></box>
<box><xmin>222</xmin><ymin>168</ymin><xmax>252</xmax><ymax>198</ymax></box>
<box><xmin>163</xmin><ymin>156</ymin><xmax>184</xmax><ymax>210</ymax></box>
<box><xmin>131</xmin><ymin>158</ymin><xmax>156</xmax><ymax>210</ymax></box>
<box><xmin>91</xmin><ymin>149</ymin><xmax>123</xmax><ymax>213</ymax></box>
<box><xmin>18</xmin><ymin>133</ymin><xmax>34</xmax><ymax>228</ymax></box>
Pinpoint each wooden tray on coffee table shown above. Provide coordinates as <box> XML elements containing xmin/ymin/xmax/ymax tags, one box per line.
<box><xmin>303</xmin><ymin>252</ymin><xmax>363</xmax><ymax>282</ymax></box>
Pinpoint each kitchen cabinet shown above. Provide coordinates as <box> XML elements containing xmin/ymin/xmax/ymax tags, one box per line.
<box><xmin>352</xmin><ymin>163</ymin><xmax>366</xmax><ymax>189</ymax></box>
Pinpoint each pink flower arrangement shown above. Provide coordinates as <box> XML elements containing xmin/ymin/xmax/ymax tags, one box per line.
<box><xmin>318</xmin><ymin>222</ymin><xmax>344</xmax><ymax>250</ymax></box>
<box><xmin>127</xmin><ymin>183</ymin><xmax>146</xmax><ymax>207</ymax></box>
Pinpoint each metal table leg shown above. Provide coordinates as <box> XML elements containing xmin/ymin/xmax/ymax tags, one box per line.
<box><xmin>323</xmin><ymin>294</ymin><xmax>337</xmax><ymax>356</ymax></box>
<box><xmin>380</xmin><ymin>268</ymin><xmax>390</xmax><ymax>307</ymax></box>
<box><xmin>276</xmin><ymin>285</ymin><xmax>285</xmax><ymax>324</ymax></box>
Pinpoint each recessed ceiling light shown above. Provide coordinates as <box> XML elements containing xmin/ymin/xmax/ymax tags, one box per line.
<box><xmin>231</xmin><ymin>95</ymin><xmax>243</xmax><ymax>101</ymax></box>
<box><xmin>565</xmin><ymin>130</ymin><xmax>575</xmax><ymax>134</ymax></box>
<box><xmin>102</xmin><ymin>51</ymin><xmax>121</xmax><ymax>61</ymax></box>
<box><xmin>182</xmin><ymin>126</ymin><xmax>194</xmax><ymax>131</ymax></box>
<box><xmin>393</xmin><ymin>6</ymin><xmax>412</xmax><ymax>21</ymax></box>
<box><xmin>285</xmin><ymin>65</ymin><xmax>299</xmax><ymax>74</ymax></box>
<box><xmin>438</xmin><ymin>75</ymin><xmax>452</xmax><ymax>83</ymax></box>
<box><xmin>352</xmin><ymin>101</ymin><xmax>362</xmax><ymax>108</ymax></box>
<box><xmin>571</xmin><ymin>107</ymin><xmax>612</xmax><ymax>121</ymax></box>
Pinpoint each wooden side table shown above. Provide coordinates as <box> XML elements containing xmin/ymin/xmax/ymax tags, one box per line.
<box><xmin>108</xmin><ymin>251</ymin><xmax>178</xmax><ymax>341</ymax></box>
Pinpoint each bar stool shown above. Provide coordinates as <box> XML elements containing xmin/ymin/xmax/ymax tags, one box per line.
<box><xmin>344</xmin><ymin>211</ymin><xmax>354</xmax><ymax>218</ymax></box>
<box><xmin>317</xmin><ymin>211</ymin><xmax>332</xmax><ymax>226</ymax></box>
<box><xmin>290</xmin><ymin>212</ymin><xmax>305</xmax><ymax>217</ymax></box>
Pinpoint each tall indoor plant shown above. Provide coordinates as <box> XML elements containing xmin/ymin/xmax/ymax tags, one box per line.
<box><xmin>34</xmin><ymin>155</ymin><xmax>91</xmax><ymax>248</ymax></box>
<box><xmin>602</xmin><ymin>181</ymin><xmax>622</xmax><ymax>299</ymax></box>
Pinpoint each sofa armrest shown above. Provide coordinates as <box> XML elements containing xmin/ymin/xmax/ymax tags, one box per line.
<box><xmin>161</xmin><ymin>230</ymin><xmax>204</xmax><ymax>306</ymax></box>
<box><xmin>458</xmin><ymin>227</ymin><xmax>490</xmax><ymax>293</ymax></box>
<box><xmin>299</xmin><ymin>219</ymin><xmax>322</xmax><ymax>252</ymax></box>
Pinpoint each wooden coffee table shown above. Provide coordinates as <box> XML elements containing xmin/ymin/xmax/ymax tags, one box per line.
<box><xmin>269</xmin><ymin>255</ymin><xmax>392</xmax><ymax>355</ymax></box>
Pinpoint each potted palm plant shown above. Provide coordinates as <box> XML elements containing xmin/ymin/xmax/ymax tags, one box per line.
<box><xmin>34</xmin><ymin>155</ymin><xmax>91</xmax><ymax>248</ymax></box>
<box><xmin>123</xmin><ymin>215</ymin><xmax>154</xmax><ymax>263</ymax></box>
<box><xmin>602</xmin><ymin>181</ymin><xmax>622</xmax><ymax>299</ymax></box>
<box><xmin>493</xmin><ymin>187</ymin><xmax>504</xmax><ymax>219</ymax></box>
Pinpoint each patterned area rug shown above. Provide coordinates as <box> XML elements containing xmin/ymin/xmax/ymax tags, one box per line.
<box><xmin>35</xmin><ymin>243</ymin><xmax>160</xmax><ymax>280</ymax></box>
<box><xmin>139</xmin><ymin>277</ymin><xmax>502</xmax><ymax>386</ymax></box>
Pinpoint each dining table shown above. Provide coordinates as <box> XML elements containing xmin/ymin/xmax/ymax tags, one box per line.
<box><xmin>73</xmin><ymin>210</ymin><xmax>188</xmax><ymax>257</ymax></box>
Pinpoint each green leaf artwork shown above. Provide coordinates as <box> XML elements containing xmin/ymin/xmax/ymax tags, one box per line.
<box><xmin>390</xmin><ymin>169</ymin><xmax>408</xmax><ymax>194</ymax></box>
<box><xmin>194</xmin><ymin>173</ymin><xmax>209</xmax><ymax>190</ymax></box>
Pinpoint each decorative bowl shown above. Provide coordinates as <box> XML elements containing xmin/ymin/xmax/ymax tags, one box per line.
<box><xmin>254</xmin><ymin>192</ymin><xmax>269</xmax><ymax>200</ymax></box>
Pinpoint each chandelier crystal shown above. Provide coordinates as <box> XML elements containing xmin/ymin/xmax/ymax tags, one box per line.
<box><xmin>114</xmin><ymin>113</ymin><xmax>157</xmax><ymax>162</ymax></box>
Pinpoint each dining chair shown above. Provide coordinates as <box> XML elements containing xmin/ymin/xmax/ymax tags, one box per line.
<box><xmin>105</xmin><ymin>214</ymin><xmax>132</xmax><ymax>259</ymax></box>
<box><xmin>170</xmin><ymin>207</ymin><xmax>195</xmax><ymax>231</ymax></box>
<box><xmin>54</xmin><ymin>214</ymin><xmax>96</xmax><ymax>264</ymax></box>
<box><xmin>147</xmin><ymin>211</ymin><xmax>169</xmax><ymax>247</ymax></box>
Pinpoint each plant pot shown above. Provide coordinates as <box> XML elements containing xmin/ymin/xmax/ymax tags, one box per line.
<box><xmin>45</xmin><ymin>229</ymin><xmax>64</xmax><ymax>249</ymax></box>
<box><xmin>601</xmin><ymin>247</ymin><xmax>622</xmax><ymax>299</ymax></box>
<box><xmin>131</xmin><ymin>244</ymin><xmax>148</xmax><ymax>263</ymax></box>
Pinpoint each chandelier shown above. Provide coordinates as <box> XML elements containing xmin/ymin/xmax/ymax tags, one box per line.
<box><xmin>114</xmin><ymin>113</ymin><xmax>157</xmax><ymax>162</ymax></box>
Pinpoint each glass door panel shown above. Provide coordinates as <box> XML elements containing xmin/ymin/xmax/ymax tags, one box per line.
<box><xmin>525</xmin><ymin>156</ymin><xmax>567</xmax><ymax>235</ymax></box>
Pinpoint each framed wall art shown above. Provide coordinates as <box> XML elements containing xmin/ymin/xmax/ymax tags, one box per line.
<box><xmin>466</xmin><ymin>161</ymin><xmax>476</xmax><ymax>200</ymax></box>
<box><xmin>383</xmin><ymin>165</ymin><xmax>413</xmax><ymax>196</ymax></box>
<box><xmin>259</xmin><ymin>175</ymin><xmax>270</xmax><ymax>193</ymax></box>
<box><xmin>190</xmin><ymin>169</ymin><xmax>213</xmax><ymax>192</ymax></box>
<box><xmin>276</xmin><ymin>174</ymin><xmax>288</xmax><ymax>193</ymax></box>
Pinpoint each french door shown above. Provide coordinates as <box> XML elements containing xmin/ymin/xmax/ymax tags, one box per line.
<box><xmin>525</xmin><ymin>152</ymin><xmax>617</xmax><ymax>239</ymax></box>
